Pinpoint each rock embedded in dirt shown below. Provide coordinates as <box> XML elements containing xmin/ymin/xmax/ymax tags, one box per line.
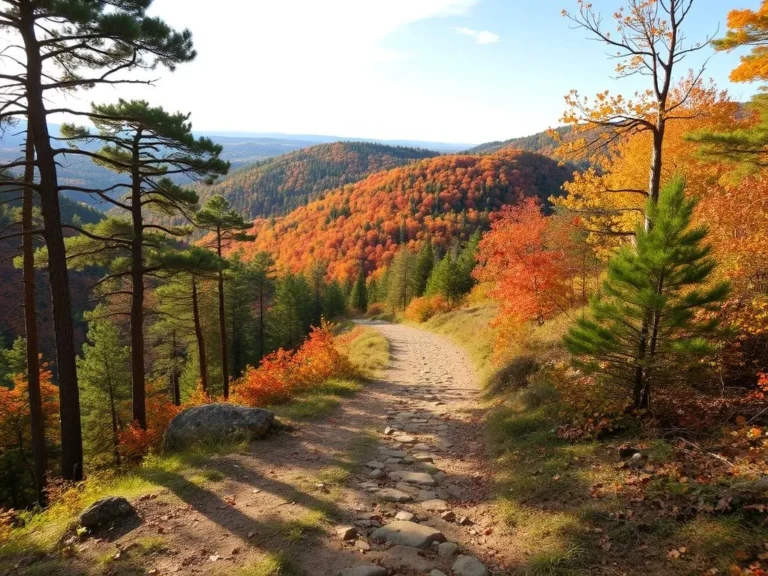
<box><xmin>458</xmin><ymin>516</ymin><xmax>472</xmax><ymax>526</ymax></box>
<box><xmin>382</xmin><ymin>545</ymin><xmax>435</xmax><ymax>572</ymax></box>
<box><xmin>162</xmin><ymin>403</ymin><xmax>274</xmax><ymax>452</ymax></box>
<box><xmin>440</xmin><ymin>511</ymin><xmax>456</xmax><ymax>522</ymax></box>
<box><xmin>369</xmin><ymin>469</ymin><xmax>385</xmax><ymax>479</ymax></box>
<box><xmin>389</xmin><ymin>471</ymin><xmax>436</xmax><ymax>486</ymax></box>
<box><xmin>355</xmin><ymin>540</ymin><xmax>372</xmax><ymax>551</ymax></box>
<box><xmin>379</xmin><ymin>448</ymin><xmax>408</xmax><ymax>458</ymax></box>
<box><xmin>413</xmin><ymin>452</ymin><xmax>435</xmax><ymax>463</ymax></box>
<box><xmin>371</xmin><ymin>520</ymin><xmax>445</xmax><ymax>548</ymax></box>
<box><xmin>395</xmin><ymin>511</ymin><xmax>415</xmax><ymax>521</ymax></box>
<box><xmin>377</xmin><ymin>488</ymin><xmax>413</xmax><ymax>503</ymax></box>
<box><xmin>338</xmin><ymin>564</ymin><xmax>387</xmax><ymax>576</ymax></box>
<box><xmin>338</xmin><ymin>526</ymin><xmax>358</xmax><ymax>541</ymax></box>
<box><xmin>452</xmin><ymin>555</ymin><xmax>491</xmax><ymax>576</ymax></box>
<box><xmin>79</xmin><ymin>497</ymin><xmax>134</xmax><ymax>529</ymax></box>
<box><xmin>420</xmin><ymin>499</ymin><xmax>449</xmax><ymax>512</ymax></box>
<box><xmin>393</xmin><ymin>435</ymin><xmax>417</xmax><ymax>444</ymax></box>
<box><xmin>438</xmin><ymin>542</ymin><xmax>459</xmax><ymax>558</ymax></box>
<box><xmin>367</xmin><ymin>460</ymin><xmax>385</xmax><ymax>469</ymax></box>
<box><xmin>618</xmin><ymin>445</ymin><xmax>641</xmax><ymax>459</ymax></box>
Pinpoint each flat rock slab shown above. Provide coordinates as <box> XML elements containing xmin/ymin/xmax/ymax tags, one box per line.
<box><xmin>379</xmin><ymin>448</ymin><xmax>408</xmax><ymax>458</ymax></box>
<box><xmin>389</xmin><ymin>471</ymin><xmax>436</xmax><ymax>486</ymax></box>
<box><xmin>393</xmin><ymin>435</ymin><xmax>417</xmax><ymax>444</ymax></box>
<box><xmin>420</xmin><ymin>499</ymin><xmax>449</xmax><ymax>512</ymax></box>
<box><xmin>366</xmin><ymin>461</ymin><xmax>385</xmax><ymax>469</ymax></box>
<box><xmin>371</xmin><ymin>520</ymin><xmax>445</xmax><ymax>549</ymax></box>
<box><xmin>377</xmin><ymin>489</ymin><xmax>413</xmax><ymax>503</ymax></box>
<box><xmin>338</xmin><ymin>565</ymin><xmax>387</xmax><ymax>576</ymax></box>
<box><xmin>382</xmin><ymin>545</ymin><xmax>434</xmax><ymax>572</ymax></box>
<box><xmin>452</xmin><ymin>555</ymin><xmax>491</xmax><ymax>576</ymax></box>
<box><xmin>413</xmin><ymin>452</ymin><xmax>435</xmax><ymax>462</ymax></box>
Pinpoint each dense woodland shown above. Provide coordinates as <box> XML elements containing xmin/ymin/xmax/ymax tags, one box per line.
<box><xmin>3</xmin><ymin>0</ymin><xmax>768</xmax><ymax>574</ymax></box>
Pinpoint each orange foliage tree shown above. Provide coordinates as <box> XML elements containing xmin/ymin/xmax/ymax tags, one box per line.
<box><xmin>474</xmin><ymin>199</ymin><xmax>571</xmax><ymax>349</ymax></box>
<box><xmin>714</xmin><ymin>1</ymin><xmax>768</xmax><ymax>83</ymax></box>
<box><xmin>117</xmin><ymin>381</ymin><xmax>180</xmax><ymax>462</ymax></box>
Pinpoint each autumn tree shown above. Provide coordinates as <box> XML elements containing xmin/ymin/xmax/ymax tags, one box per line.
<box><xmin>60</xmin><ymin>100</ymin><xmax>228</xmax><ymax>427</ymax></box>
<box><xmin>475</xmin><ymin>199</ymin><xmax>570</xmax><ymax>326</ymax></box>
<box><xmin>0</xmin><ymin>0</ymin><xmax>196</xmax><ymax>481</ymax></box>
<box><xmin>565</xmin><ymin>178</ymin><xmax>728</xmax><ymax>408</ymax></box>
<box><xmin>195</xmin><ymin>195</ymin><xmax>250</xmax><ymax>398</ymax></box>
<box><xmin>387</xmin><ymin>248</ymin><xmax>417</xmax><ymax>310</ymax></box>
<box><xmin>560</xmin><ymin>0</ymin><xmax>716</xmax><ymax>231</ymax></box>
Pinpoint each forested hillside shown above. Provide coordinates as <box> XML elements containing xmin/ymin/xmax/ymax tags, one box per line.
<box><xmin>468</xmin><ymin>126</ymin><xmax>573</xmax><ymax>155</ymax></box>
<box><xmin>195</xmin><ymin>141</ymin><xmax>439</xmax><ymax>219</ymax></box>
<box><xmin>229</xmin><ymin>150</ymin><xmax>572</xmax><ymax>280</ymax></box>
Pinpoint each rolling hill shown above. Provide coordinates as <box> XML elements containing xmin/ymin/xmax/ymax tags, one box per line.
<box><xmin>194</xmin><ymin>141</ymin><xmax>440</xmax><ymax>219</ymax></box>
<box><xmin>467</xmin><ymin>126</ymin><xmax>572</xmax><ymax>155</ymax></box>
<box><xmin>227</xmin><ymin>150</ymin><xmax>574</xmax><ymax>281</ymax></box>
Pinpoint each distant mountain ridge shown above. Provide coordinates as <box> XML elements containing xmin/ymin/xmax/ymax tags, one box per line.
<box><xmin>194</xmin><ymin>141</ymin><xmax>440</xmax><ymax>219</ymax></box>
<box><xmin>467</xmin><ymin>126</ymin><xmax>572</xmax><ymax>155</ymax></box>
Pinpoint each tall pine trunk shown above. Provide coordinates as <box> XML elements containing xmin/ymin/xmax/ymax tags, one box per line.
<box><xmin>170</xmin><ymin>330</ymin><xmax>181</xmax><ymax>406</ymax></box>
<box><xmin>130</xmin><ymin>133</ymin><xmax>146</xmax><ymax>429</ymax></box>
<box><xmin>20</xmin><ymin>3</ymin><xmax>83</xmax><ymax>481</ymax></box>
<box><xmin>23</xmin><ymin>128</ymin><xmax>47</xmax><ymax>506</ymax></box>
<box><xmin>215</xmin><ymin>229</ymin><xmax>229</xmax><ymax>398</ymax></box>
<box><xmin>192</xmin><ymin>278</ymin><xmax>209</xmax><ymax>393</ymax></box>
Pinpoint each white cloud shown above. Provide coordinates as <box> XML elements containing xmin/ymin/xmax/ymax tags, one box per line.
<box><xmin>456</xmin><ymin>26</ymin><xmax>500</xmax><ymax>44</ymax></box>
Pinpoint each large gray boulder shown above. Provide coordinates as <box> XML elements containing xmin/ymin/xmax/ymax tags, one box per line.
<box><xmin>163</xmin><ymin>403</ymin><xmax>274</xmax><ymax>452</ymax></box>
<box><xmin>79</xmin><ymin>497</ymin><xmax>134</xmax><ymax>529</ymax></box>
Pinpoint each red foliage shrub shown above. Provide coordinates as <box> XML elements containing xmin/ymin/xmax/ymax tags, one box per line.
<box><xmin>118</xmin><ymin>381</ymin><xmax>180</xmax><ymax>462</ymax></box>
<box><xmin>232</xmin><ymin>322</ymin><xmax>352</xmax><ymax>407</ymax></box>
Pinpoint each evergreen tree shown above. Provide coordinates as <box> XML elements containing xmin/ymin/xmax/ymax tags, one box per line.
<box><xmin>350</xmin><ymin>268</ymin><xmax>368</xmax><ymax>312</ymax></box>
<box><xmin>414</xmin><ymin>242</ymin><xmax>435</xmax><ymax>297</ymax></box>
<box><xmin>195</xmin><ymin>195</ymin><xmax>251</xmax><ymax>398</ymax></box>
<box><xmin>323</xmin><ymin>281</ymin><xmax>348</xmax><ymax>319</ymax></box>
<box><xmin>250</xmin><ymin>253</ymin><xmax>276</xmax><ymax>361</ymax></box>
<box><xmin>268</xmin><ymin>273</ymin><xmax>313</xmax><ymax>351</ymax></box>
<box><xmin>78</xmin><ymin>319</ymin><xmax>131</xmax><ymax>468</ymax></box>
<box><xmin>565</xmin><ymin>178</ymin><xmax>729</xmax><ymax>408</ymax></box>
<box><xmin>305</xmin><ymin>260</ymin><xmax>328</xmax><ymax>325</ymax></box>
<box><xmin>387</xmin><ymin>248</ymin><xmax>417</xmax><ymax>310</ymax></box>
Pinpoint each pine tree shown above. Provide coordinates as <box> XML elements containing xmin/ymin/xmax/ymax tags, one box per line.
<box><xmin>350</xmin><ymin>268</ymin><xmax>368</xmax><ymax>313</ymax></box>
<box><xmin>387</xmin><ymin>248</ymin><xmax>417</xmax><ymax>310</ymax></box>
<box><xmin>78</xmin><ymin>319</ymin><xmax>131</xmax><ymax>468</ymax></box>
<box><xmin>565</xmin><ymin>178</ymin><xmax>729</xmax><ymax>408</ymax></box>
<box><xmin>195</xmin><ymin>195</ymin><xmax>251</xmax><ymax>398</ymax></box>
<box><xmin>414</xmin><ymin>242</ymin><xmax>435</xmax><ymax>297</ymax></box>
<box><xmin>250</xmin><ymin>253</ymin><xmax>276</xmax><ymax>361</ymax></box>
<box><xmin>268</xmin><ymin>274</ymin><xmax>313</xmax><ymax>351</ymax></box>
<box><xmin>323</xmin><ymin>280</ymin><xmax>348</xmax><ymax>319</ymax></box>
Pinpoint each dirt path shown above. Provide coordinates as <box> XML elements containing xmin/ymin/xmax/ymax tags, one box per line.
<box><xmin>76</xmin><ymin>323</ymin><xmax>508</xmax><ymax>576</ymax></box>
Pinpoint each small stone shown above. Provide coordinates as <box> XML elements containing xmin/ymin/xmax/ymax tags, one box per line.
<box><xmin>384</xmin><ymin>427</ymin><xmax>394</xmax><ymax>435</ymax></box>
<box><xmin>440</xmin><ymin>511</ymin><xmax>456</xmax><ymax>522</ymax></box>
<box><xmin>355</xmin><ymin>540</ymin><xmax>371</xmax><ymax>552</ymax></box>
<box><xmin>367</xmin><ymin>461</ymin><xmax>385</xmax><ymax>469</ymax></box>
<box><xmin>377</xmin><ymin>489</ymin><xmax>413</xmax><ymax>503</ymax></box>
<box><xmin>420</xmin><ymin>499</ymin><xmax>449</xmax><ymax>512</ymax></box>
<box><xmin>389</xmin><ymin>471</ymin><xmax>436</xmax><ymax>486</ymax></box>
<box><xmin>413</xmin><ymin>453</ymin><xmax>434</xmax><ymax>463</ymax></box>
<box><xmin>433</xmin><ymin>471</ymin><xmax>446</xmax><ymax>484</ymax></box>
<box><xmin>402</xmin><ymin>456</ymin><xmax>415</xmax><ymax>464</ymax></box>
<box><xmin>338</xmin><ymin>526</ymin><xmax>358</xmax><ymax>541</ymax></box>
<box><xmin>395</xmin><ymin>511</ymin><xmax>415</xmax><ymax>521</ymax></box>
<box><xmin>452</xmin><ymin>555</ymin><xmax>490</xmax><ymax>576</ymax></box>
<box><xmin>369</xmin><ymin>469</ymin><xmax>384</xmax><ymax>479</ymax></box>
<box><xmin>381</xmin><ymin>545</ymin><xmax>434</xmax><ymax>572</ymax></box>
<box><xmin>413</xmin><ymin>443</ymin><xmax>431</xmax><ymax>451</ymax></box>
<box><xmin>371</xmin><ymin>521</ymin><xmax>446</xmax><ymax>548</ymax></box>
<box><xmin>337</xmin><ymin>565</ymin><xmax>387</xmax><ymax>576</ymax></box>
<box><xmin>438</xmin><ymin>542</ymin><xmax>459</xmax><ymax>558</ymax></box>
<box><xmin>393</xmin><ymin>435</ymin><xmax>416</xmax><ymax>444</ymax></box>
<box><xmin>379</xmin><ymin>448</ymin><xmax>408</xmax><ymax>458</ymax></box>
<box><xmin>619</xmin><ymin>445</ymin><xmax>641</xmax><ymax>459</ymax></box>
<box><xmin>458</xmin><ymin>516</ymin><xmax>471</xmax><ymax>526</ymax></box>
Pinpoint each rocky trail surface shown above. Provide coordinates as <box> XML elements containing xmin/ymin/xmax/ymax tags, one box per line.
<box><xmin>68</xmin><ymin>323</ymin><xmax>510</xmax><ymax>576</ymax></box>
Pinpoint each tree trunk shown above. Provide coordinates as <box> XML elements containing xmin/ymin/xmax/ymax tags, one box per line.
<box><xmin>258</xmin><ymin>283</ymin><xmax>265</xmax><ymax>361</ymax></box>
<box><xmin>20</xmin><ymin>3</ymin><xmax>83</xmax><ymax>481</ymax></box>
<box><xmin>192</xmin><ymin>278</ymin><xmax>209</xmax><ymax>393</ymax></box>
<box><xmin>23</xmin><ymin>127</ymin><xmax>47</xmax><ymax>506</ymax></box>
<box><xmin>170</xmin><ymin>330</ymin><xmax>181</xmax><ymax>406</ymax></box>
<box><xmin>130</xmin><ymin>132</ymin><xmax>146</xmax><ymax>429</ymax></box>
<box><xmin>106</xmin><ymin>366</ymin><xmax>121</xmax><ymax>468</ymax></box>
<box><xmin>633</xmin><ymin>315</ymin><xmax>651</xmax><ymax>409</ymax></box>
<box><xmin>215</xmin><ymin>229</ymin><xmax>229</xmax><ymax>398</ymax></box>
<box><xmin>231</xmin><ymin>292</ymin><xmax>241</xmax><ymax>378</ymax></box>
<box><xmin>646</xmin><ymin>118</ymin><xmax>666</xmax><ymax>229</ymax></box>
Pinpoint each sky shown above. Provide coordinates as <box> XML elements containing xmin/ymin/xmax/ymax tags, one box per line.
<box><xmin>49</xmin><ymin>0</ymin><xmax>762</xmax><ymax>145</ymax></box>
